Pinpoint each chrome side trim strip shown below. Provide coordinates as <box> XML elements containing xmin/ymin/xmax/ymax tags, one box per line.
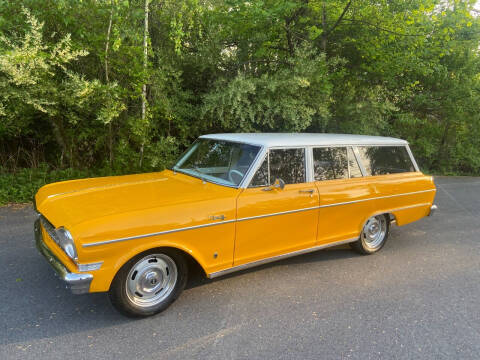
<box><xmin>208</xmin><ymin>237</ymin><xmax>358</xmax><ymax>279</ymax></box>
<box><xmin>82</xmin><ymin>219</ymin><xmax>236</xmax><ymax>248</ymax></box>
<box><xmin>82</xmin><ymin>189</ymin><xmax>435</xmax><ymax>248</ymax></box>
<box><xmin>369</xmin><ymin>203</ymin><xmax>431</xmax><ymax>222</ymax></box>
<box><xmin>317</xmin><ymin>189</ymin><xmax>435</xmax><ymax>209</ymax></box>
<box><xmin>237</xmin><ymin>206</ymin><xmax>319</xmax><ymax>222</ymax></box>
<box><xmin>391</xmin><ymin>202</ymin><xmax>430</xmax><ymax>212</ymax></box>
<box><xmin>77</xmin><ymin>261</ymin><xmax>104</xmax><ymax>272</ymax></box>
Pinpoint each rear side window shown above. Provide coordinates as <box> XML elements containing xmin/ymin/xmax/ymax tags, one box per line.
<box><xmin>313</xmin><ymin>147</ymin><xmax>363</xmax><ymax>181</ymax></box>
<box><xmin>249</xmin><ymin>148</ymin><xmax>306</xmax><ymax>187</ymax></box>
<box><xmin>356</xmin><ymin>146</ymin><xmax>415</xmax><ymax>176</ymax></box>
<box><xmin>313</xmin><ymin>147</ymin><xmax>348</xmax><ymax>180</ymax></box>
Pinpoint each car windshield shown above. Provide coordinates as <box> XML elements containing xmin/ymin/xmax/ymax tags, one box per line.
<box><xmin>172</xmin><ymin>139</ymin><xmax>261</xmax><ymax>187</ymax></box>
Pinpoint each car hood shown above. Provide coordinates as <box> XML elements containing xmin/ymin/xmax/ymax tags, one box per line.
<box><xmin>35</xmin><ymin>170</ymin><xmax>235</xmax><ymax>230</ymax></box>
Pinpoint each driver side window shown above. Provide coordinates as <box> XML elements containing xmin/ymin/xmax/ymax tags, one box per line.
<box><xmin>249</xmin><ymin>148</ymin><xmax>306</xmax><ymax>187</ymax></box>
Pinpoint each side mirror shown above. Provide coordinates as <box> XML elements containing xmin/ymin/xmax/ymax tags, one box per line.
<box><xmin>261</xmin><ymin>178</ymin><xmax>285</xmax><ymax>192</ymax></box>
<box><xmin>273</xmin><ymin>178</ymin><xmax>285</xmax><ymax>190</ymax></box>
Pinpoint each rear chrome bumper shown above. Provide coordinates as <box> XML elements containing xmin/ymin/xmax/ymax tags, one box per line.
<box><xmin>34</xmin><ymin>218</ymin><xmax>93</xmax><ymax>294</ymax></box>
<box><xmin>428</xmin><ymin>204</ymin><xmax>438</xmax><ymax>216</ymax></box>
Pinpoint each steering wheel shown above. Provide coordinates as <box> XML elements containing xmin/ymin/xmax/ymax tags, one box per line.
<box><xmin>228</xmin><ymin>169</ymin><xmax>244</xmax><ymax>184</ymax></box>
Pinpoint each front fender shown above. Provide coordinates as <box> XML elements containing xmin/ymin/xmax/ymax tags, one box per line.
<box><xmin>84</xmin><ymin>221</ymin><xmax>236</xmax><ymax>292</ymax></box>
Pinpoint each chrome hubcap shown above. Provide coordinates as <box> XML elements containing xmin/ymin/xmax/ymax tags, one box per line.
<box><xmin>362</xmin><ymin>216</ymin><xmax>387</xmax><ymax>249</ymax></box>
<box><xmin>126</xmin><ymin>254</ymin><xmax>177</xmax><ymax>308</ymax></box>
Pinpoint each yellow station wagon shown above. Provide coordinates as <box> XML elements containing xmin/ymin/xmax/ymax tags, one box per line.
<box><xmin>34</xmin><ymin>133</ymin><xmax>437</xmax><ymax>317</ymax></box>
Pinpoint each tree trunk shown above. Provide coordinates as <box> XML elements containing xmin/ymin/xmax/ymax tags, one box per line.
<box><xmin>105</xmin><ymin>0</ymin><xmax>114</xmax><ymax>168</ymax></box>
<box><xmin>285</xmin><ymin>19</ymin><xmax>295</xmax><ymax>56</ymax></box>
<box><xmin>49</xmin><ymin>117</ymin><xmax>69</xmax><ymax>168</ymax></box>
<box><xmin>140</xmin><ymin>0</ymin><xmax>149</xmax><ymax>168</ymax></box>
<box><xmin>438</xmin><ymin>121</ymin><xmax>451</xmax><ymax>170</ymax></box>
<box><xmin>321</xmin><ymin>2</ymin><xmax>327</xmax><ymax>52</ymax></box>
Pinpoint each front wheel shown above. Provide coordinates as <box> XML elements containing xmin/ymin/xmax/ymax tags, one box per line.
<box><xmin>109</xmin><ymin>249</ymin><xmax>187</xmax><ymax>317</ymax></box>
<box><xmin>350</xmin><ymin>214</ymin><xmax>390</xmax><ymax>255</ymax></box>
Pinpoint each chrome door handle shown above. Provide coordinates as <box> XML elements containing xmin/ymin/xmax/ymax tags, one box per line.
<box><xmin>299</xmin><ymin>189</ymin><xmax>315</xmax><ymax>194</ymax></box>
<box><xmin>209</xmin><ymin>215</ymin><xmax>226</xmax><ymax>221</ymax></box>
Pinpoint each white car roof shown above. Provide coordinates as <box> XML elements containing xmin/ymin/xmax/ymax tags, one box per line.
<box><xmin>200</xmin><ymin>133</ymin><xmax>408</xmax><ymax>147</ymax></box>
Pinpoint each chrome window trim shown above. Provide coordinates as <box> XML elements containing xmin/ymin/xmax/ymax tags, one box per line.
<box><xmin>244</xmin><ymin>151</ymin><xmax>268</xmax><ymax>188</ymax></box>
<box><xmin>240</xmin><ymin>146</ymin><xmax>268</xmax><ymax>189</ymax></box>
<box><xmin>347</xmin><ymin>146</ymin><xmax>359</xmax><ymax>178</ymax></box>
<box><xmin>267</xmin><ymin>150</ymin><xmax>271</xmax><ymax>185</ymax></box>
<box><xmin>208</xmin><ymin>237</ymin><xmax>359</xmax><ymax>279</ymax></box>
<box><xmin>405</xmin><ymin>144</ymin><xmax>420</xmax><ymax>172</ymax></box>
<box><xmin>347</xmin><ymin>148</ymin><xmax>351</xmax><ymax>179</ymax></box>
<box><xmin>306</xmin><ymin>146</ymin><xmax>314</xmax><ymax>183</ymax></box>
<box><xmin>352</xmin><ymin>146</ymin><xmax>367</xmax><ymax>176</ymax></box>
<box><xmin>287</xmin><ymin>143</ymin><xmax>409</xmax><ymax>148</ymax></box>
<box><xmin>307</xmin><ymin>147</ymin><xmax>313</xmax><ymax>183</ymax></box>
<box><xmin>81</xmin><ymin>189</ymin><xmax>435</xmax><ymax>248</ymax></box>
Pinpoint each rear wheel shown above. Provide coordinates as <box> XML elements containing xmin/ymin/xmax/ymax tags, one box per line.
<box><xmin>109</xmin><ymin>248</ymin><xmax>187</xmax><ymax>317</ymax></box>
<box><xmin>350</xmin><ymin>214</ymin><xmax>390</xmax><ymax>255</ymax></box>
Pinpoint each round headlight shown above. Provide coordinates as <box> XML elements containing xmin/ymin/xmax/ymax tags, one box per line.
<box><xmin>56</xmin><ymin>227</ymin><xmax>78</xmax><ymax>261</ymax></box>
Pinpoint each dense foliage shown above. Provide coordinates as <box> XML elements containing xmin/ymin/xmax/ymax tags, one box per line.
<box><xmin>1</xmin><ymin>0</ymin><xmax>480</xmax><ymax>203</ymax></box>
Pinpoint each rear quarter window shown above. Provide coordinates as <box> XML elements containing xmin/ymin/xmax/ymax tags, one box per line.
<box><xmin>356</xmin><ymin>146</ymin><xmax>416</xmax><ymax>176</ymax></box>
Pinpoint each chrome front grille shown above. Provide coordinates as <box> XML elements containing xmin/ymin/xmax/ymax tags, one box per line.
<box><xmin>39</xmin><ymin>216</ymin><xmax>61</xmax><ymax>246</ymax></box>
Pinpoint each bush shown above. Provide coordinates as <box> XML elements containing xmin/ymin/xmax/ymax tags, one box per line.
<box><xmin>0</xmin><ymin>165</ymin><xmax>126</xmax><ymax>206</ymax></box>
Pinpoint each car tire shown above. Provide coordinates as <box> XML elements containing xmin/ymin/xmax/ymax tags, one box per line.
<box><xmin>350</xmin><ymin>214</ymin><xmax>390</xmax><ymax>255</ymax></box>
<box><xmin>109</xmin><ymin>248</ymin><xmax>187</xmax><ymax>317</ymax></box>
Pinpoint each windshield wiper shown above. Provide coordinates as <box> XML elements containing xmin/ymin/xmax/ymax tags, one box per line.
<box><xmin>174</xmin><ymin>166</ymin><xmax>206</xmax><ymax>181</ymax></box>
<box><xmin>192</xmin><ymin>165</ymin><xmax>203</xmax><ymax>174</ymax></box>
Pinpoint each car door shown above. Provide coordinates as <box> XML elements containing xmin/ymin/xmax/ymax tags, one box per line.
<box><xmin>234</xmin><ymin>147</ymin><xmax>320</xmax><ymax>266</ymax></box>
<box><xmin>313</xmin><ymin>146</ymin><xmax>376</xmax><ymax>245</ymax></box>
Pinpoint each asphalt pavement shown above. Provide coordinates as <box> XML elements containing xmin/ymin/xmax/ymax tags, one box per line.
<box><xmin>0</xmin><ymin>176</ymin><xmax>479</xmax><ymax>360</ymax></box>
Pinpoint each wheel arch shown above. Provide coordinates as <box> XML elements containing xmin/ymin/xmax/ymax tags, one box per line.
<box><xmin>358</xmin><ymin>211</ymin><xmax>394</xmax><ymax>234</ymax></box>
<box><xmin>107</xmin><ymin>242</ymin><xmax>208</xmax><ymax>291</ymax></box>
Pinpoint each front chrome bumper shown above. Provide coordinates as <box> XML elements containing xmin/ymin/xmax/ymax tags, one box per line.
<box><xmin>428</xmin><ymin>204</ymin><xmax>438</xmax><ymax>216</ymax></box>
<box><xmin>34</xmin><ymin>218</ymin><xmax>93</xmax><ymax>294</ymax></box>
